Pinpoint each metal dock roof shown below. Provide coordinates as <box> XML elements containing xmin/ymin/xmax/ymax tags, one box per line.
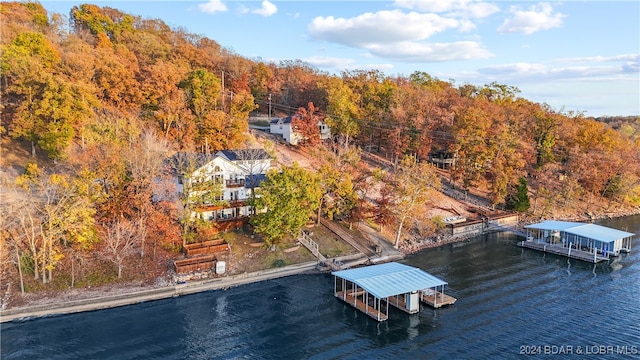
<box><xmin>524</xmin><ymin>220</ymin><xmax>635</xmax><ymax>243</ymax></box>
<box><xmin>331</xmin><ymin>262</ymin><xmax>447</xmax><ymax>299</ymax></box>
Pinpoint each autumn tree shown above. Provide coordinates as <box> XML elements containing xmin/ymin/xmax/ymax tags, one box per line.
<box><xmin>13</xmin><ymin>170</ymin><xmax>97</xmax><ymax>284</ymax></box>
<box><xmin>388</xmin><ymin>156</ymin><xmax>441</xmax><ymax>248</ymax></box>
<box><xmin>342</xmin><ymin>70</ymin><xmax>396</xmax><ymax>150</ymax></box>
<box><xmin>532</xmin><ymin>105</ymin><xmax>558</xmax><ymax>168</ymax></box>
<box><xmin>250</xmin><ymin>164</ymin><xmax>321</xmax><ymax>246</ymax></box>
<box><xmin>179</xmin><ymin>68</ymin><xmax>249</xmax><ymax>152</ymax></box>
<box><xmin>322</xmin><ymin>76</ymin><xmax>360</xmax><ymax>150</ymax></box>
<box><xmin>291</xmin><ymin>102</ymin><xmax>321</xmax><ymax>146</ymax></box>
<box><xmin>1</xmin><ymin>31</ymin><xmax>68</xmax><ymax>158</ymax></box>
<box><xmin>317</xmin><ymin>152</ymin><xmax>359</xmax><ymax>225</ymax></box>
<box><xmin>371</xmin><ymin>180</ymin><xmax>395</xmax><ymax>233</ymax></box>
<box><xmin>450</xmin><ymin>99</ymin><xmax>493</xmax><ymax>190</ymax></box>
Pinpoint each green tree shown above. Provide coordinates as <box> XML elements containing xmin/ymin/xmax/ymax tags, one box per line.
<box><xmin>506</xmin><ymin>177</ymin><xmax>531</xmax><ymax>212</ymax></box>
<box><xmin>250</xmin><ymin>164</ymin><xmax>321</xmax><ymax>246</ymax></box>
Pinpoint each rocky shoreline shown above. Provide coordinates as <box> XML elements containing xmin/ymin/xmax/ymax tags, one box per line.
<box><xmin>401</xmin><ymin>209</ymin><xmax>640</xmax><ymax>255</ymax></box>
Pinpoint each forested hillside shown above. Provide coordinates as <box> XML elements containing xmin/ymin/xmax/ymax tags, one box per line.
<box><xmin>1</xmin><ymin>2</ymin><xmax>639</xmax><ymax>298</ymax></box>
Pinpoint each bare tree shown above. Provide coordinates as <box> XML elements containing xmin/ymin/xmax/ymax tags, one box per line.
<box><xmin>126</xmin><ymin>129</ymin><xmax>171</xmax><ymax>257</ymax></box>
<box><xmin>100</xmin><ymin>218</ymin><xmax>145</xmax><ymax>279</ymax></box>
<box><xmin>1</xmin><ymin>191</ymin><xmax>32</xmax><ymax>294</ymax></box>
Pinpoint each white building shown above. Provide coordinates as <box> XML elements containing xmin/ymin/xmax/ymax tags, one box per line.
<box><xmin>175</xmin><ymin>149</ymin><xmax>271</xmax><ymax>224</ymax></box>
<box><xmin>269</xmin><ymin>115</ymin><xmax>331</xmax><ymax>145</ymax></box>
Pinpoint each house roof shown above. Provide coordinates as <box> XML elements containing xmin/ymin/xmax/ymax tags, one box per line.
<box><xmin>269</xmin><ymin>116</ymin><xmax>299</xmax><ymax>125</ymax></box>
<box><xmin>217</xmin><ymin>149</ymin><xmax>271</xmax><ymax>162</ymax></box>
<box><xmin>524</xmin><ymin>220</ymin><xmax>635</xmax><ymax>243</ymax></box>
<box><xmin>332</xmin><ymin>262</ymin><xmax>447</xmax><ymax>299</ymax></box>
<box><xmin>245</xmin><ymin>174</ymin><xmax>267</xmax><ymax>188</ymax></box>
<box><xmin>169</xmin><ymin>152</ymin><xmax>217</xmax><ymax>173</ymax></box>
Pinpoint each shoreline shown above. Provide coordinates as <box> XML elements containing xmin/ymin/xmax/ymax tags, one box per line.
<box><xmin>0</xmin><ymin>261</ymin><xmax>320</xmax><ymax>323</ymax></box>
<box><xmin>401</xmin><ymin>210</ymin><xmax>640</xmax><ymax>255</ymax></box>
<box><xmin>3</xmin><ymin>211</ymin><xmax>637</xmax><ymax>323</ymax></box>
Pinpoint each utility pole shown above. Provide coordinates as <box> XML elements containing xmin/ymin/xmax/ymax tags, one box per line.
<box><xmin>268</xmin><ymin>93</ymin><xmax>272</xmax><ymax>120</ymax></box>
<box><xmin>221</xmin><ymin>70</ymin><xmax>225</xmax><ymax>111</ymax></box>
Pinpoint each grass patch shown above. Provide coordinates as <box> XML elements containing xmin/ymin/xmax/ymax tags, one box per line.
<box><xmin>272</xmin><ymin>259</ymin><xmax>288</xmax><ymax>268</ymax></box>
<box><xmin>75</xmin><ymin>268</ymin><xmax>118</xmax><ymax>288</ymax></box>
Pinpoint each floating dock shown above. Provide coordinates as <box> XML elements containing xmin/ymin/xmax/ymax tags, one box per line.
<box><xmin>332</xmin><ymin>262</ymin><xmax>456</xmax><ymax>322</ymax></box>
<box><xmin>520</xmin><ymin>220</ymin><xmax>633</xmax><ymax>263</ymax></box>
<box><xmin>420</xmin><ymin>289</ymin><xmax>457</xmax><ymax>308</ymax></box>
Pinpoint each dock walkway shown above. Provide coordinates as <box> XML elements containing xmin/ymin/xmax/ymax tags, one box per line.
<box><xmin>421</xmin><ymin>290</ymin><xmax>457</xmax><ymax>308</ymax></box>
<box><xmin>518</xmin><ymin>241</ymin><xmax>608</xmax><ymax>263</ymax></box>
<box><xmin>336</xmin><ymin>291</ymin><xmax>388</xmax><ymax>321</ymax></box>
<box><xmin>320</xmin><ymin>218</ymin><xmax>376</xmax><ymax>257</ymax></box>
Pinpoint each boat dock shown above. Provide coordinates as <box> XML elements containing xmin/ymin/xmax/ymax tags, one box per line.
<box><xmin>518</xmin><ymin>240</ymin><xmax>609</xmax><ymax>263</ymax></box>
<box><xmin>332</xmin><ymin>262</ymin><xmax>456</xmax><ymax>322</ymax></box>
<box><xmin>520</xmin><ymin>220</ymin><xmax>634</xmax><ymax>263</ymax></box>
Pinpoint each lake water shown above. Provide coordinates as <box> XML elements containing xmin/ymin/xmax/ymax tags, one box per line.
<box><xmin>2</xmin><ymin>215</ymin><xmax>639</xmax><ymax>359</ymax></box>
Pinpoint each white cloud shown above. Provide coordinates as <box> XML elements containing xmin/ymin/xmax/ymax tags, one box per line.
<box><xmin>252</xmin><ymin>1</ymin><xmax>277</xmax><ymax>17</ymax></box>
<box><xmin>309</xmin><ymin>10</ymin><xmax>461</xmax><ymax>47</ymax></box>
<box><xmin>555</xmin><ymin>54</ymin><xmax>639</xmax><ymax>63</ymax></box>
<box><xmin>368</xmin><ymin>41</ymin><xmax>494</xmax><ymax>62</ymax></box>
<box><xmin>477</xmin><ymin>56</ymin><xmax>637</xmax><ymax>81</ymax></box>
<box><xmin>458</xmin><ymin>19</ymin><xmax>477</xmax><ymax>32</ymax></box>
<box><xmin>349</xmin><ymin>63</ymin><xmax>396</xmax><ymax>72</ymax></box>
<box><xmin>394</xmin><ymin>0</ymin><xmax>499</xmax><ymax>18</ymax></box>
<box><xmin>478</xmin><ymin>62</ymin><xmax>547</xmax><ymax>75</ymax></box>
<box><xmin>197</xmin><ymin>0</ymin><xmax>227</xmax><ymax>14</ymax></box>
<box><xmin>304</xmin><ymin>56</ymin><xmax>356</xmax><ymax>69</ymax></box>
<box><xmin>303</xmin><ymin>56</ymin><xmax>394</xmax><ymax>73</ymax></box>
<box><xmin>308</xmin><ymin>9</ymin><xmax>495</xmax><ymax>63</ymax></box>
<box><xmin>498</xmin><ymin>2</ymin><xmax>565</xmax><ymax>35</ymax></box>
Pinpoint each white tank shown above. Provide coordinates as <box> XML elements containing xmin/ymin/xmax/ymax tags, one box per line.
<box><xmin>216</xmin><ymin>261</ymin><xmax>226</xmax><ymax>275</ymax></box>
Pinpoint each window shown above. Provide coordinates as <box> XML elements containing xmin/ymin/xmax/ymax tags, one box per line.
<box><xmin>214</xmin><ymin>174</ymin><xmax>223</xmax><ymax>184</ymax></box>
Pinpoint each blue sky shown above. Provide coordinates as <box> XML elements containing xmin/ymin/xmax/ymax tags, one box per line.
<box><xmin>42</xmin><ymin>1</ymin><xmax>639</xmax><ymax>117</ymax></box>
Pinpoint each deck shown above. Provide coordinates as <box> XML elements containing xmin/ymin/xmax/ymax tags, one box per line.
<box><xmin>421</xmin><ymin>290</ymin><xmax>457</xmax><ymax>308</ymax></box>
<box><xmin>336</xmin><ymin>291</ymin><xmax>388</xmax><ymax>321</ymax></box>
<box><xmin>518</xmin><ymin>241</ymin><xmax>609</xmax><ymax>263</ymax></box>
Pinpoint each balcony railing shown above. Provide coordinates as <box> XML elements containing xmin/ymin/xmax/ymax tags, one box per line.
<box><xmin>196</xmin><ymin>200</ymin><xmax>247</xmax><ymax>212</ymax></box>
<box><xmin>226</xmin><ymin>179</ymin><xmax>245</xmax><ymax>187</ymax></box>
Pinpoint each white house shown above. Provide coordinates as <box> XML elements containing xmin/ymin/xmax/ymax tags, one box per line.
<box><xmin>269</xmin><ymin>115</ymin><xmax>331</xmax><ymax>145</ymax></box>
<box><xmin>175</xmin><ymin>149</ymin><xmax>271</xmax><ymax>224</ymax></box>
